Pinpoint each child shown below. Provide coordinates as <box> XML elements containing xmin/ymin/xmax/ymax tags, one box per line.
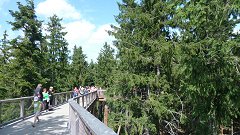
<box><xmin>29</xmin><ymin>95</ymin><xmax>42</xmax><ymax>127</ymax></box>
<box><xmin>43</xmin><ymin>88</ymin><xmax>50</xmax><ymax>112</ymax></box>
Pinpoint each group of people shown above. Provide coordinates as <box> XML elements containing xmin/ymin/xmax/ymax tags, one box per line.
<box><xmin>73</xmin><ymin>85</ymin><xmax>98</xmax><ymax>97</ymax></box>
<box><xmin>31</xmin><ymin>84</ymin><xmax>54</xmax><ymax>127</ymax></box>
<box><xmin>31</xmin><ymin>84</ymin><xmax>100</xmax><ymax>127</ymax></box>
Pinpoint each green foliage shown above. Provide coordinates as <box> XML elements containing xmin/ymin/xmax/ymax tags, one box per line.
<box><xmin>0</xmin><ymin>0</ymin><xmax>239</xmax><ymax>134</ymax></box>
<box><xmin>5</xmin><ymin>0</ymin><xmax>45</xmax><ymax>97</ymax></box>
<box><xmin>107</xmin><ymin>0</ymin><xmax>240</xmax><ymax>134</ymax></box>
<box><xmin>176</xmin><ymin>0</ymin><xmax>240</xmax><ymax>134</ymax></box>
<box><xmin>84</xmin><ymin>60</ymin><xmax>96</xmax><ymax>86</ymax></box>
<box><xmin>0</xmin><ymin>0</ymin><xmax>71</xmax><ymax>98</ymax></box>
<box><xmin>69</xmin><ymin>45</ymin><xmax>88</xmax><ymax>87</ymax></box>
<box><xmin>45</xmin><ymin>14</ymin><xmax>70</xmax><ymax>90</ymax></box>
<box><xmin>95</xmin><ymin>42</ymin><xmax>116</xmax><ymax>88</ymax></box>
<box><xmin>107</xmin><ymin>0</ymin><xmax>183</xmax><ymax>134</ymax></box>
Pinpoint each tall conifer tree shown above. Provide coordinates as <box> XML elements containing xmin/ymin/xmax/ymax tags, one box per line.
<box><xmin>176</xmin><ymin>0</ymin><xmax>240</xmax><ymax>134</ymax></box>
<box><xmin>95</xmin><ymin>42</ymin><xmax>116</xmax><ymax>88</ymax></box>
<box><xmin>69</xmin><ymin>45</ymin><xmax>87</xmax><ymax>87</ymax></box>
<box><xmin>46</xmin><ymin>14</ymin><xmax>69</xmax><ymax>90</ymax></box>
<box><xmin>8</xmin><ymin>0</ymin><xmax>44</xmax><ymax>96</ymax></box>
<box><xmin>109</xmin><ymin>0</ymin><xmax>181</xmax><ymax>134</ymax></box>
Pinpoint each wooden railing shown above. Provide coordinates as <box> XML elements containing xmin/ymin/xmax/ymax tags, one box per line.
<box><xmin>69</xmin><ymin>90</ymin><xmax>117</xmax><ymax>135</ymax></box>
<box><xmin>72</xmin><ymin>91</ymin><xmax>97</xmax><ymax>109</ymax></box>
<box><xmin>0</xmin><ymin>91</ymin><xmax>73</xmax><ymax>127</ymax></box>
<box><xmin>97</xmin><ymin>90</ymin><xmax>106</xmax><ymax>101</ymax></box>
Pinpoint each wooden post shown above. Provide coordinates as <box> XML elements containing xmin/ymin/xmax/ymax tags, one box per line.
<box><xmin>87</xmin><ymin>94</ymin><xmax>89</xmax><ymax>107</ymax></box>
<box><xmin>20</xmin><ymin>99</ymin><xmax>24</xmax><ymax>118</ymax></box>
<box><xmin>55</xmin><ymin>95</ymin><xmax>58</xmax><ymax>106</ymax></box>
<box><xmin>77</xmin><ymin>96</ymin><xmax>79</xmax><ymax>104</ymax></box>
<box><xmin>104</xmin><ymin>105</ymin><xmax>108</xmax><ymax>125</ymax></box>
<box><xmin>61</xmin><ymin>95</ymin><xmax>63</xmax><ymax>104</ymax></box>
<box><xmin>89</xmin><ymin>94</ymin><xmax>90</xmax><ymax>105</ymax></box>
<box><xmin>82</xmin><ymin>96</ymin><xmax>84</xmax><ymax>107</ymax></box>
<box><xmin>65</xmin><ymin>94</ymin><xmax>68</xmax><ymax>102</ymax></box>
<box><xmin>220</xmin><ymin>125</ymin><xmax>224</xmax><ymax>135</ymax></box>
<box><xmin>0</xmin><ymin>102</ymin><xmax>2</xmax><ymax>125</ymax></box>
<box><xmin>117</xmin><ymin>125</ymin><xmax>121</xmax><ymax>135</ymax></box>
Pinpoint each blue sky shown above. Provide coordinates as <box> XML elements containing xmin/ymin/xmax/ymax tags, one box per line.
<box><xmin>0</xmin><ymin>0</ymin><xmax>120</xmax><ymax>62</ymax></box>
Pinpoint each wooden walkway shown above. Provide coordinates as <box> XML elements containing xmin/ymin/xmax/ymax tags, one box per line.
<box><xmin>0</xmin><ymin>103</ymin><xmax>70</xmax><ymax>135</ymax></box>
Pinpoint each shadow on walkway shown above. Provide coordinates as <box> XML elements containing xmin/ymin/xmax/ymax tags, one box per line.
<box><xmin>0</xmin><ymin>104</ymin><xmax>69</xmax><ymax>135</ymax></box>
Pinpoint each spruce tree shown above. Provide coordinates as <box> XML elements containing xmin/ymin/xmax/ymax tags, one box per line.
<box><xmin>8</xmin><ymin>0</ymin><xmax>44</xmax><ymax>96</ymax></box>
<box><xmin>69</xmin><ymin>45</ymin><xmax>87</xmax><ymax>87</ymax></box>
<box><xmin>46</xmin><ymin>14</ymin><xmax>70</xmax><ymax>90</ymax></box>
<box><xmin>176</xmin><ymin>0</ymin><xmax>240</xmax><ymax>134</ymax></box>
<box><xmin>109</xmin><ymin>0</ymin><xmax>181</xmax><ymax>134</ymax></box>
<box><xmin>95</xmin><ymin>42</ymin><xmax>116</xmax><ymax>88</ymax></box>
<box><xmin>0</xmin><ymin>31</ymin><xmax>11</xmax><ymax>99</ymax></box>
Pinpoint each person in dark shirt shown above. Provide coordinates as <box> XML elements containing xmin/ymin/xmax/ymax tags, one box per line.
<box><xmin>34</xmin><ymin>84</ymin><xmax>43</xmax><ymax>102</ymax></box>
<box><xmin>32</xmin><ymin>84</ymin><xmax>43</xmax><ymax>127</ymax></box>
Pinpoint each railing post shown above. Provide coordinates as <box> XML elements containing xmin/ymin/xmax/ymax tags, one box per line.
<box><xmin>104</xmin><ymin>105</ymin><xmax>109</xmax><ymax>126</ymax></box>
<box><xmin>82</xmin><ymin>96</ymin><xmax>84</xmax><ymax>107</ymax></box>
<box><xmin>86</xmin><ymin>94</ymin><xmax>89</xmax><ymax>107</ymax></box>
<box><xmin>65</xmin><ymin>93</ymin><xmax>68</xmax><ymax>102</ymax></box>
<box><xmin>88</xmin><ymin>93</ymin><xmax>90</xmax><ymax>105</ymax></box>
<box><xmin>90</xmin><ymin>93</ymin><xmax>92</xmax><ymax>102</ymax></box>
<box><xmin>20</xmin><ymin>99</ymin><xmax>24</xmax><ymax>118</ymax></box>
<box><xmin>0</xmin><ymin>102</ymin><xmax>2</xmax><ymax>126</ymax></box>
<box><xmin>61</xmin><ymin>95</ymin><xmax>63</xmax><ymax>104</ymax></box>
<box><xmin>77</xmin><ymin>97</ymin><xmax>79</xmax><ymax>104</ymax></box>
<box><xmin>55</xmin><ymin>95</ymin><xmax>58</xmax><ymax>106</ymax></box>
<box><xmin>79</xmin><ymin>96</ymin><xmax>81</xmax><ymax>106</ymax></box>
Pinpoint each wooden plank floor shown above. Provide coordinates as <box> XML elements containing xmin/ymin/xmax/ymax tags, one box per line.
<box><xmin>0</xmin><ymin>103</ymin><xmax>70</xmax><ymax>135</ymax></box>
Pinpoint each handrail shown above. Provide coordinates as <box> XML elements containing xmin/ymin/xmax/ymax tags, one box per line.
<box><xmin>0</xmin><ymin>96</ymin><xmax>34</xmax><ymax>103</ymax></box>
<box><xmin>0</xmin><ymin>91</ymin><xmax>73</xmax><ymax>127</ymax></box>
<box><xmin>72</xmin><ymin>91</ymin><xmax>97</xmax><ymax>109</ymax></box>
<box><xmin>69</xmin><ymin>91</ymin><xmax>117</xmax><ymax>135</ymax></box>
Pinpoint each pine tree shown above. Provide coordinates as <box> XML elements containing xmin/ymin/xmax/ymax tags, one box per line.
<box><xmin>95</xmin><ymin>42</ymin><xmax>116</xmax><ymax>88</ymax></box>
<box><xmin>46</xmin><ymin>14</ymin><xmax>70</xmax><ymax>90</ymax></box>
<box><xmin>0</xmin><ymin>30</ymin><xmax>10</xmax><ymax>64</ymax></box>
<box><xmin>84</xmin><ymin>60</ymin><xmax>96</xmax><ymax>86</ymax></box>
<box><xmin>8</xmin><ymin>0</ymin><xmax>45</xmax><ymax>96</ymax></box>
<box><xmin>176</xmin><ymin>0</ymin><xmax>240</xmax><ymax>134</ymax></box>
<box><xmin>109</xmin><ymin>0</ymin><xmax>182</xmax><ymax>134</ymax></box>
<box><xmin>0</xmin><ymin>31</ymin><xmax>11</xmax><ymax>99</ymax></box>
<box><xmin>69</xmin><ymin>45</ymin><xmax>87</xmax><ymax>87</ymax></box>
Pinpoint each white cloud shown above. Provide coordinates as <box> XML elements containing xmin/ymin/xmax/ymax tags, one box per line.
<box><xmin>87</xmin><ymin>24</ymin><xmax>113</xmax><ymax>45</ymax></box>
<box><xmin>64</xmin><ymin>20</ymin><xmax>96</xmax><ymax>45</ymax></box>
<box><xmin>36</xmin><ymin>0</ymin><xmax>81</xmax><ymax>20</ymax></box>
<box><xmin>36</xmin><ymin>0</ymin><xmax>115</xmax><ymax>62</ymax></box>
<box><xmin>64</xmin><ymin>22</ymin><xmax>115</xmax><ymax>62</ymax></box>
<box><xmin>84</xmin><ymin>24</ymin><xmax>115</xmax><ymax>62</ymax></box>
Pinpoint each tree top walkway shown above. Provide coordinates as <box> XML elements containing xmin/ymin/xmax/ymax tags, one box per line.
<box><xmin>0</xmin><ymin>103</ymin><xmax>70</xmax><ymax>135</ymax></box>
<box><xmin>0</xmin><ymin>90</ymin><xmax>117</xmax><ymax>135</ymax></box>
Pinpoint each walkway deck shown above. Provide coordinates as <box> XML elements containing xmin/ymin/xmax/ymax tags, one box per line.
<box><xmin>0</xmin><ymin>103</ymin><xmax>69</xmax><ymax>135</ymax></box>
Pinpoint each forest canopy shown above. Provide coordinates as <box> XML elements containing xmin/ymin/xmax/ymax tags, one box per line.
<box><xmin>0</xmin><ymin>0</ymin><xmax>239</xmax><ymax>134</ymax></box>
